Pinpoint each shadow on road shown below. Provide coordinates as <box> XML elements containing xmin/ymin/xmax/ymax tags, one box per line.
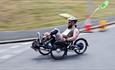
<box><xmin>31</xmin><ymin>53</ymin><xmax>88</xmax><ymax>62</ymax></box>
<box><xmin>32</xmin><ymin>55</ymin><xmax>51</xmax><ymax>61</ymax></box>
<box><xmin>64</xmin><ymin>53</ymin><xmax>88</xmax><ymax>60</ymax></box>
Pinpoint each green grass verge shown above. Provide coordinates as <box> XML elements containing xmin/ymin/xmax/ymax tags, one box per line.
<box><xmin>0</xmin><ymin>0</ymin><xmax>114</xmax><ymax>31</ymax></box>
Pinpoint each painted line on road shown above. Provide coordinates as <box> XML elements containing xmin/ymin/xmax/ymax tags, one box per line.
<box><xmin>0</xmin><ymin>49</ymin><xmax>8</xmax><ymax>53</ymax></box>
<box><xmin>0</xmin><ymin>55</ymin><xmax>14</xmax><ymax>60</ymax></box>
<box><xmin>0</xmin><ymin>47</ymin><xmax>30</xmax><ymax>60</ymax></box>
<box><xmin>22</xmin><ymin>42</ymin><xmax>32</xmax><ymax>45</ymax></box>
<box><xmin>12</xmin><ymin>47</ymin><xmax>30</xmax><ymax>54</ymax></box>
<box><xmin>10</xmin><ymin>45</ymin><xmax>21</xmax><ymax>49</ymax></box>
<box><xmin>0</xmin><ymin>42</ymin><xmax>31</xmax><ymax>54</ymax></box>
<box><xmin>10</xmin><ymin>42</ymin><xmax>32</xmax><ymax>49</ymax></box>
<box><xmin>0</xmin><ymin>45</ymin><xmax>25</xmax><ymax>53</ymax></box>
<box><xmin>0</xmin><ymin>48</ymin><xmax>30</xmax><ymax>60</ymax></box>
<box><xmin>107</xmin><ymin>23</ymin><xmax>115</xmax><ymax>28</ymax></box>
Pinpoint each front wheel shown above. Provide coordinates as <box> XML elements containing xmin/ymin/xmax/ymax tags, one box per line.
<box><xmin>74</xmin><ymin>38</ymin><xmax>88</xmax><ymax>54</ymax></box>
<box><xmin>31</xmin><ymin>39</ymin><xmax>40</xmax><ymax>51</ymax></box>
<box><xmin>38</xmin><ymin>46</ymin><xmax>51</xmax><ymax>55</ymax></box>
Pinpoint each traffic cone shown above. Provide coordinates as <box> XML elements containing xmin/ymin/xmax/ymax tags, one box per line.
<box><xmin>99</xmin><ymin>20</ymin><xmax>108</xmax><ymax>32</ymax></box>
<box><xmin>84</xmin><ymin>23</ymin><xmax>92</xmax><ymax>32</ymax></box>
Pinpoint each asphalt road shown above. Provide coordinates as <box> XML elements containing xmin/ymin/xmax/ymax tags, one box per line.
<box><xmin>0</xmin><ymin>26</ymin><xmax>115</xmax><ymax>70</ymax></box>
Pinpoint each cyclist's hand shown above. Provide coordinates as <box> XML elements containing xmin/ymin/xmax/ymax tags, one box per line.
<box><xmin>63</xmin><ymin>38</ymin><xmax>67</xmax><ymax>42</ymax></box>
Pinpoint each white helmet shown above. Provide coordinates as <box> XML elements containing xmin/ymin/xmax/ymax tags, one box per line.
<box><xmin>68</xmin><ymin>17</ymin><xmax>77</xmax><ymax>21</ymax></box>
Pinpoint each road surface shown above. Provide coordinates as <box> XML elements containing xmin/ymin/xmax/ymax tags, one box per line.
<box><xmin>0</xmin><ymin>27</ymin><xmax>115</xmax><ymax>70</ymax></box>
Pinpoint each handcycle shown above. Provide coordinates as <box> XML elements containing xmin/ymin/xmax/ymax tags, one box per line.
<box><xmin>31</xmin><ymin>32</ymin><xmax>89</xmax><ymax>60</ymax></box>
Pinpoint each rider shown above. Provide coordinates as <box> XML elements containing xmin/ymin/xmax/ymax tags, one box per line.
<box><xmin>50</xmin><ymin>17</ymin><xmax>79</xmax><ymax>42</ymax></box>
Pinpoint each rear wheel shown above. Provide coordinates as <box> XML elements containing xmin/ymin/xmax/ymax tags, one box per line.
<box><xmin>51</xmin><ymin>42</ymin><xmax>67</xmax><ymax>60</ymax></box>
<box><xmin>74</xmin><ymin>38</ymin><xmax>88</xmax><ymax>54</ymax></box>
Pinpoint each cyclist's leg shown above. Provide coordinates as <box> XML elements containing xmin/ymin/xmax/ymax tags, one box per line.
<box><xmin>50</xmin><ymin>28</ymin><xmax>65</xmax><ymax>41</ymax></box>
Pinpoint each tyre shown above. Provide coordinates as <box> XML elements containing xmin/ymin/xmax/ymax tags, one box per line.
<box><xmin>51</xmin><ymin>42</ymin><xmax>67</xmax><ymax>60</ymax></box>
<box><xmin>38</xmin><ymin>46</ymin><xmax>51</xmax><ymax>55</ymax></box>
<box><xmin>74</xmin><ymin>38</ymin><xmax>88</xmax><ymax>54</ymax></box>
<box><xmin>31</xmin><ymin>39</ymin><xmax>40</xmax><ymax>51</ymax></box>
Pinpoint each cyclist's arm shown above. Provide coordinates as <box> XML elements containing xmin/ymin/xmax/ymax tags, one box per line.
<box><xmin>67</xmin><ymin>28</ymin><xmax>79</xmax><ymax>41</ymax></box>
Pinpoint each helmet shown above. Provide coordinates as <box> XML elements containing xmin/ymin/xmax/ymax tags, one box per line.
<box><xmin>68</xmin><ymin>17</ymin><xmax>77</xmax><ymax>21</ymax></box>
<box><xmin>68</xmin><ymin>17</ymin><xmax>78</xmax><ymax>24</ymax></box>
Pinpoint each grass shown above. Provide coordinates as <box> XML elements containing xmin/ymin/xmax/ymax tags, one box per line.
<box><xmin>0</xmin><ymin>0</ymin><xmax>115</xmax><ymax>31</ymax></box>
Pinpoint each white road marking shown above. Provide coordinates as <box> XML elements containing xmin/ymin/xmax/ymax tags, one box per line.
<box><xmin>12</xmin><ymin>47</ymin><xmax>30</xmax><ymax>54</ymax></box>
<box><xmin>107</xmin><ymin>24</ymin><xmax>115</xmax><ymax>28</ymax></box>
<box><xmin>0</xmin><ymin>49</ymin><xmax>8</xmax><ymax>53</ymax></box>
<box><xmin>0</xmin><ymin>47</ymin><xmax>30</xmax><ymax>60</ymax></box>
<box><xmin>0</xmin><ymin>55</ymin><xmax>14</xmax><ymax>59</ymax></box>
<box><xmin>10</xmin><ymin>42</ymin><xmax>31</xmax><ymax>49</ymax></box>
<box><xmin>22</xmin><ymin>42</ymin><xmax>32</xmax><ymax>45</ymax></box>
<box><xmin>0</xmin><ymin>46</ymin><xmax>23</xmax><ymax>53</ymax></box>
<box><xmin>0</xmin><ymin>42</ymin><xmax>31</xmax><ymax>56</ymax></box>
<box><xmin>10</xmin><ymin>42</ymin><xmax>32</xmax><ymax>49</ymax></box>
<box><xmin>10</xmin><ymin>45</ymin><xmax>21</xmax><ymax>49</ymax></box>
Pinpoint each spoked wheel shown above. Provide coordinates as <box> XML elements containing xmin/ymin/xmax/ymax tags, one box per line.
<box><xmin>38</xmin><ymin>46</ymin><xmax>51</xmax><ymax>55</ymax></box>
<box><xmin>74</xmin><ymin>38</ymin><xmax>88</xmax><ymax>54</ymax></box>
<box><xmin>51</xmin><ymin>42</ymin><xmax>67</xmax><ymax>60</ymax></box>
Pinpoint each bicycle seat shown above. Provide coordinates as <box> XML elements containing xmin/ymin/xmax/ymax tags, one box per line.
<box><xmin>54</xmin><ymin>41</ymin><xmax>68</xmax><ymax>47</ymax></box>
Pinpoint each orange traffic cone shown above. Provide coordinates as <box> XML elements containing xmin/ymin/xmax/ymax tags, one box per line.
<box><xmin>99</xmin><ymin>20</ymin><xmax>108</xmax><ymax>32</ymax></box>
<box><xmin>84</xmin><ymin>23</ymin><xmax>92</xmax><ymax>32</ymax></box>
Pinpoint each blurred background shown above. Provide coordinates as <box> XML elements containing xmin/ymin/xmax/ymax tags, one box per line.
<box><xmin>0</xmin><ymin>0</ymin><xmax>114</xmax><ymax>31</ymax></box>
